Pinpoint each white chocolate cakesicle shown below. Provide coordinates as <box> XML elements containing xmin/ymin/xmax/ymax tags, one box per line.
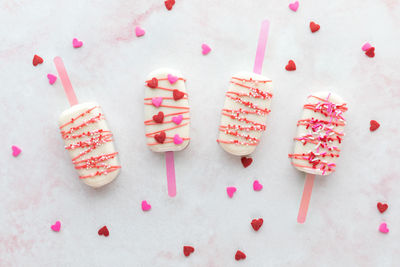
<box><xmin>217</xmin><ymin>72</ymin><xmax>273</xmax><ymax>156</ymax></box>
<box><xmin>289</xmin><ymin>92</ymin><xmax>348</xmax><ymax>176</ymax></box>
<box><xmin>59</xmin><ymin>102</ymin><xmax>121</xmax><ymax>188</ymax></box>
<box><xmin>144</xmin><ymin>68</ymin><xmax>190</xmax><ymax>152</ymax></box>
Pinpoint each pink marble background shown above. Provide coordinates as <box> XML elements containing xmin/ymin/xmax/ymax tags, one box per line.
<box><xmin>1</xmin><ymin>0</ymin><xmax>399</xmax><ymax>266</ymax></box>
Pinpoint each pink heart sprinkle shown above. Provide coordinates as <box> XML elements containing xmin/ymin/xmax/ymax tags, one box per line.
<box><xmin>142</xmin><ymin>200</ymin><xmax>151</xmax><ymax>211</ymax></box>
<box><xmin>253</xmin><ymin>180</ymin><xmax>263</xmax><ymax>191</ymax></box>
<box><xmin>362</xmin><ymin>42</ymin><xmax>372</xmax><ymax>51</ymax></box>
<box><xmin>226</xmin><ymin>187</ymin><xmax>237</xmax><ymax>198</ymax></box>
<box><xmin>201</xmin><ymin>43</ymin><xmax>211</xmax><ymax>55</ymax></box>
<box><xmin>51</xmin><ymin>221</ymin><xmax>61</xmax><ymax>232</ymax></box>
<box><xmin>135</xmin><ymin>26</ymin><xmax>145</xmax><ymax>37</ymax></box>
<box><xmin>379</xmin><ymin>222</ymin><xmax>389</xmax><ymax>234</ymax></box>
<box><xmin>172</xmin><ymin>115</ymin><xmax>183</xmax><ymax>125</ymax></box>
<box><xmin>72</xmin><ymin>38</ymin><xmax>83</xmax><ymax>48</ymax></box>
<box><xmin>47</xmin><ymin>74</ymin><xmax>57</xmax><ymax>85</ymax></box>
<box><xmin>289</xmin><ymin>1</ymin><xmax>299</xmax><ymax>12</ymax></box>
<box><xmin>173</xmin><ymin>134</ymin><xmax>183</xmax><ymax>145</ymax></box>
<box><xmin>152</xmin><ymin>97</ymin><xmax>163</xmax><ymax>107</ymax></box>
<box><xmin>167</xmin><ymin>74</ymin><xmax>178</xmax><ymax>84</ymax></box>
<box><xmin>11</xmin><ymin>145</ymin><xmax>21</xmax><ymax>157</ymax></box>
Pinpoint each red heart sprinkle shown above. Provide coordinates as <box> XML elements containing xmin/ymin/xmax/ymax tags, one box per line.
<box><xmin>183</xmin><ymin>246</ymin><xmax>195</xmax><ymax>257</ymax></box>
<box><xmin>153</xmin><ymin>111</ymin><xmax>164</xmax><ymax>123</ymax></box>
<box><xmin>310</xmin><ymin>21</ymin><xmax>320</xmax><ymax>33</ymax></box>
<box><xmin>285</xmin><ymin>60</ymin><xmax>296</xmax><ymax>71</ymax></box>
<box><xmin>147</xmin><ymin>77</ymin><xmax>158</xmax><ymax>88</ymax></box>
<box><xmin>251</xmin><ymin>218</ymin><xmax>263</xmax><ymax>231</ymax></box>
<box><xmin>365</xmin><ymin>47</ymin><xmax>375</xmax><ymax>58</ymax></box>
<box><xmin>173</xmin><ymin>89</ymin><xmax>185</xmax><ymax>100</ymax></box>
<box><xmin>32</xmin><ymin>55</ymin><xmax>44</xmax><ymax>66</ymax></box>
<box><xmin>98</xmin><ymin>226</ymin><xmax>109</xmax><ymax>237</ymax></box>
<box><xmin>370</xmin><ymin>120</ymin><xmax>380</xmax><ymax>131</ymax></box>
<box><xmin>154</xmin><ymin>131</ymin><xmax>166</xmax><ymax>144</ymax></box>
<box><xmin>235</xmin><ymin>250</ymin><xmax>246</xmax><ymax>261</ymax></box>
<box><xmin>377</xmin><ymin>202</ymin><xmax>388</xmax><ymax>213</ymax></box>
<box><xmin>165</xmin><ymin>0</ymin><xmax>175</xmax><ymax>10</ymax></box>
<box><xmin>241</xmin><ymin>157</ymin><xmax>253</xmax><ymax>168</ymax></box>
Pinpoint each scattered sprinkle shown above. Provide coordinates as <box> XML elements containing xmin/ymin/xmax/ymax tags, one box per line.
<box><xmin>241</xmin><ymin>157</ymin><xmax>253</xmax><ymax>168</ymax></box>
<box><xmin>285</xmin><ymin>60</ymin><xmax>296</xmax><ymax>71</ymax></box>
<box><xmin>201</xmin><ymin>43</ymin><xmax>211</xmax><ymax>55</ymax></box>
<box><xmin>51</xmin><ymin>221</ymin><xmax>61</xmax><ymax>232</ymax></box>
<box><xmin>377</xmin><ymin>202</ymin><xmax>388</xmax><ymax>213</ymax></box>
<box><xmin>362</xmin><ymin>42</ymin><xmax>372</xmax><ymax>51</ymax></box>
<box><xmin>253</xmin><ymin>180</ymin><xmax>263</xmax><ymax>191</ymax></box>
<box><xmin>165</xmin><ymin>0</ymin><xmax>175</xmax><ymax>10</ymax></box>
<box><xmin>147</xmin><ymin>77</ymin><xmax>158</xmax><ymax>88</ymax></box>
<box><xmin>226</xmin><ymin>187</ymin><xmax>237</xmax><ymax>198</ymax></box>
<box><xmin>47</xmin><ymin>74</ymin><xmax>57</xmax><ymax>85</ymax></box>
<box><xmin>135</xmin><ymin>26</ymin><xmax>146</xmax><ymax>37</ymax></box>
<box><xmin>167</xmin><ymin>74</ymin><xmax>178</xmax><ymax>84</ymax></box>
<box><xmin>32</xmin><ymin>55</ymin><xmax>43</xmax><ymax>66</ymax></box>
<box><xmin>183</xmin><ymin>246</ymin><xmax>195</xmax><ymax>257</ymax></box>
<box><xmin>11</xmin><ymin>145</ymin><xmax>21</xmax><ymax>157</ymax></box>
<box><xmin>289</xmin><ymin>1</ymin><xmax>299</xmax><ymax>12</ymax></box>
<box><xmin>251</xmin><ymin>218</ymin><xmax>263</xmax><ymax>231</ymax></box>
<box><xmin>310</xmin><ymin>21</ymin><xmax>320</xmax><ymax>33</ymax></box>
<box><xmin>98</xmin><ymin>225</ymin><xmax>109</xmax><ymax>236</ymax></box>
<box><xmin>72</xmin><ymin>38</ymin><xmax>83</xmax><ymax>48</ymax></box>
<box><xmin>379</xmin><ymin>222</ymin><xmax>389</xmax><ymax>234</ymax></box>
<box><xmin>370</xmin><ymin>120</ymin><xmax>380</xmax><ymax>131</ymax></box>
<box><xmin>141</xmin><ymin>200</ymin><xmax>151</xmax><ymax>211</ymax></box>
<box><xmin>365</xmin><ymin>47</ymin><xmax>375</xmax><ymax>58</ymax></box>
<box><xmin>235</xmin><ymin>250</ymin><xmax>246</xmax><ymax>261</ymax></box>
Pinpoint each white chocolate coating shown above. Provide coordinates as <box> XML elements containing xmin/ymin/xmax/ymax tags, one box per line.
<box><xmin>218</xmin><ymin>72</ymin><xmax>273</xmax><ymax>156</ymax></box>
<box><xmin>290</xmin><ymin>92</ymin><xmax>347</xmax><ymax>176</ymax></box>
<box><xmin>59</xmin><ymin>102</ymin><xmax>120</xmax><ymax>188</ymax></box>
<box><xmin>144</xmin><ymin>68</ymin><xmax>190</xmax><ymax>152</ymax></box>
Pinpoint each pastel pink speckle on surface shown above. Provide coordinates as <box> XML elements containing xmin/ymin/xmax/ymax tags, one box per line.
<box><xmin>226</xmin><ymin>187</ymin><xmax>237</xmax><ymax>198</ymax></box>
<box><xmin>152</xmin><ymin>97</ymin><xmax>163</xmax><ymax>107</ymax></box>
<box><xmin>289</xmin><ymin>1</ymin><xmax>299</xmax><ymax>11</ymax></box>
<box><xmin>362</xmin><ymin>42</ymin><xmax>372</xmax><ymax>51</ymax></box>
<box><xmin>379</xmin><ymin>222</ymin><xmax>389</xmax><ymax>234</ymax></box>
<box><xmin>167</xmin><ymin>74</ymin><xmax>178</xmax><ymax>84</ymax></box>
<box><xmin>141</xmin><ymin>200</ymin><xmax>151</xmax><ymax>211</ymax></box>
<box><xmin>11</xmin><ymin>145</ymin><xmax>21</xmax><ymax>157</ymax></box>
<box><xmin>253</xmin><ymin>180</ymin><xmax>263</xmax><ymax>191</ymax></box>
<box><xmin>47</xmin><ymin>74</ymin><xmax>57</xmax><ymax>85</ymax></box>
<box><xmin>135</xmin><ymin>26</ymin><xmax>145</xmax><ymax>37</ymax></box>
<box><xmin>201</xmin><ymin>43</ymin><xmax>211</xmax><ymax>55</ymax></box>
<box><xmin>72</xmin><ymin>38</ymin><xmax>83</xmax><ymax>48</ymax></box>
<box><xmin>51</xmin><ymin>221</ymin><xmax>61</xmax><ymax>232</ymax></box>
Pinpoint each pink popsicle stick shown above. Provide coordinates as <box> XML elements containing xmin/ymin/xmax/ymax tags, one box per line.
<box><xmin>253</xmin><ymin>19</ymin><xmax>270</xmax><ymax>74</ymax></box>
<box><xmin>297</xmin><ymin>173</ymin><xmax>315</xmax><ymax>223</ymax></box>
<box><xmin>165</xmin><ymin>151</ymin><xmax>176</xmax><ymax>197</ymax></box>
<box><xmin>54</xmin><ymin>57</ymin><xmax>78</xmax><ymax>106</ymax></box>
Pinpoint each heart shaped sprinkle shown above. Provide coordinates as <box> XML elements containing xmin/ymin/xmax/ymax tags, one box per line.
<box><xmin>152</xmin><ymin>97</ymin><xmax>163</xmax><ymax>107</ymax></box>
<box><xmin>141</xmin><ymin>200</ymin><xmax>151</xmax><ymax>211</ymax></box>
<box><xmin>51</xmin><ymin>221</ymin><xmax>61</xmax><ymax>232</ymax></box>
<box><xmin>183</xmin><ymin>246</ymin><xmax>195</xmax><ymax>257</ymax></box>
<box><xmin>366</xmin><ymin>47</ymin><xmax>375</xmax><ymax>58</ymax></box>
<box><xmin>377</xmin><ymin>202</ymin><xmax>388</xmax><ymax>213</ymax></box>
<box><xmin>165</xmin><ymin>0</ymin><xmax>175</xmax><ymax>10</ymax></box>
<box><xmin>289</xmin><ymin>1</ymin><xmax>299</xmax><ymax>11</ymax></box>
<box><xmin>253</xmin><ymin>180</ymin><xmax>263</xmax><ymax>191</ymax></box>
<box><xmin>32</xmin><ymin>55</ymin><xmax>43</xmax><ymax>66</ymax></box>
<box><xmin>153</xmin><ymin>111</ymin><xmax>164</xmax><ymax>123</ymax></box>
<box><xmin>47</xmin><ymin>74</ymin><xmax>57</xmax><ymax>85</ymax></box>
<box><xmin>241</xmin><ymin>157</ymin><xmax>253</xmax><ymax>168</ymax></box>
<box><xmin>379</xmin><ymin>222</ymin><xmax>389</xmax><ymax>234</ymax></box>
<box><xmin>226</xmin><ymin>187</ymin><xmax>237</xmax><ymax>198</ymax></box>
<box><xmin>173</xmin><ymin>89</ymin><xmax>185</xmax><ymax>100</ymax></box>
<box><xmin>173</xmin><ymin>134</ymin><xmax>183</xmax><ymax>145</ymax></box>
<box><xmin>135</xmin><ymin>26</ymin><xmax>145</xmax><ymax>37</ymax></box>
<box><xmin>235</xmin><ymin>250</ymin><xmax>246</xmax><ymax>261</ymax></box>
<box><xmin>251</xmin><ymin>218</ymin><xmax>263</xmax><ymax>231</ymax></box>
<box><xmin>154</xmin><ymin>131</ymin><xmax>166</xmax><ymax>144</ymax></box>
<box><xmin>172</xmin><ymin>115</ymin><xmax>183</xmax><ymax>125</ymax></box>
<box><xmin>362</xmin><ymin>42</ymin><xmax>372</xmax><ymax>51</ymax></box>
<box><xmin>285</xmin><ymin>60</ymin><xmax>296</xmax><ymax>71</ymax></box>
<box><xmin>370</xmin><ymin>120</ymin><xmax>380</xmax><ymax>131</ymax></box>
<box><xmin>201</xmin><ymin>43</ymin><xmax>211</xmax><ymax>55</ymax></box>
<box><xmin>72</xmin><ymin>38</ymin><xmax>83</xmax><ymax>48</ymax></box>
<box><xmin>98</xmin><ymin>226</ymin><xmax>109</xmax><ymax>237</ymax></box>
<box><xmin>11</xmin><ymin>145</ymin><xmax>21</xmax><ymax>157</ymax></box>
<box><xmin>147</xmin><ymin>77</ymin><xmax>158</xmax><ymax>88</ymax></box>
<box><xmin>310</xmin><ymin>21</ymin><xmax>320</xmax><ymax>33</ymax></box>
<box><xmin>168</xmin><ymin>74</ymin><xmax>179</xmax><ymax>84</ymax></box>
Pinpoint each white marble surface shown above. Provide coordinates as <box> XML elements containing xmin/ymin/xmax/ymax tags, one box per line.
<box><xmin>1</xmin><ymin>0</ymin><xmax>400</xmax><ymax>266</ymax></box>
